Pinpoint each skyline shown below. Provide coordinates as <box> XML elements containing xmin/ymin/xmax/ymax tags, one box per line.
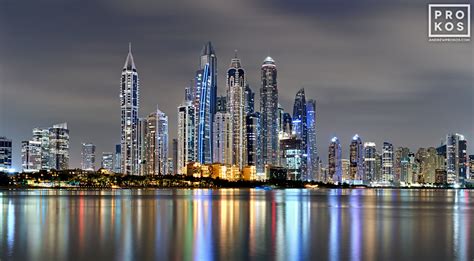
<box><xmin>1</xmin><ymin>0</ymin><xmax>473</xmax><ymax>170</ymax></box>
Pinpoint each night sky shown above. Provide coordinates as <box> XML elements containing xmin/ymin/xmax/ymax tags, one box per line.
<box><xmin>0</xmin><ymin>0</ymin><xmax>472</xmax><ymax>170</ymax></box>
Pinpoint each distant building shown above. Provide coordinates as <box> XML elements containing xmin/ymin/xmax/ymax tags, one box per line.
<box><xmin>292</xmin><ymin>88</ymin><xmax>308</xmax><ymax>178</ymax></box>
<box><xmin>349</xmin><ymin>134</ymin><xmax>364</xmax><ymax>183</ymax></box>
<box><xmin>213</xmin><ymin>112</ymin><xmax>232</xmax><ymax>165</ymax></box>
<box><xmin>0</xmin><ymin>137</ymin><xmax>12</xmax><ymax>172</ymax></box>
<box><xmin>306</xmin><ymin>99</ymin><xmax>318</xmax><ymax>181</ymax></box>
<box><xmin>446</xmin><ymin>133</ymin><xmax>467</xmax><ymax>185</ymax></box>
<box><xmin>246</xmin><ymin>112</ymin><xmax>261</xmax><ymax>172</ymax></box>
<box><xmin>364</xmin><ymin>142</ymin><xmax>376</xmax><ymax>183</ymax></box>
<box><xmin>381</xmin><ymin>142</ymin><xmax>394</xmax><ymax>183</ymax></box>
<box><xmin>328</xmin><ymin>137</ymin><xmax>342</xmax><ymax>183</ymax></box>
<box><xmin>114</xmin><ymin>144</ymin><xmax>121</xmax><ymax>173</ymax></box>
<box><xmin>177</xmin><ymin>100</ymin><xmax>196</xmax><ymax>173</ymax></box>
<box><xmin>172</xmin><ymin>139</ymin><xmax>178</xmax><ymax>175</ymax></box>
<box><xmin>280</xmin><ymin>135</ymin><xmax>304</xmax><ymax>181</ymax></box>
<box><xmin>341</xmin><ymin>159</ymin><xmax>350</xmax><ymax>182</ymax></box>
<box><xmin>101</xmin><ymin>152</ymin><xmax>114</xmax><ymax>171</ymax></box>
<box><xmin>32</xmin><ymin>128</ymin><xmax>51</xmax><ymax>170</ymax></box>
<box><xmin>21</xmin><ymin>140</ymin><xmax>41</xmax><ymax>172</ymax></box>
<box><xmin>81</xmin><ymin>143</ymin><xmax>96</xmax><ymax>171</ymax></box>
<box><xmin>394</xmin><ymin>147</ymin><xmax>410</xmax><ymax>184</ymax></box>
<box><xmin>49</xmin><ymin>123</ymin><xmax>70</xmax><ymax>170</ymax></box>
<box><xmin>145</xmin><ymin>108</ymin><xmax>169</xmax><ymax>175</ymax></box>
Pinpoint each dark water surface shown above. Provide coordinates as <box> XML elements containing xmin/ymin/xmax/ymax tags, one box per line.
<box><xmin>0</xmin><ymin>189</ymin><xmax>472</xmax><ymax>260</ymax></box>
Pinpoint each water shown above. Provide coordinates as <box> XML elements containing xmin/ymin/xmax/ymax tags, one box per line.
<box><xmin>0</xmin><ymin>189</ymin><xmax>472</xmax><ymax>261</ymax></box>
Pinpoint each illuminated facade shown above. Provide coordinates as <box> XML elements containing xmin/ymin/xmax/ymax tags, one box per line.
<box><xmin>81</xmin><ymin>143</ymin><xmax>96</xmax><ymax>171</ymax></box>
<box><xmin>381</xmin><ymin>142</ymin><xmax>394</xmax><ymax>183</ymax></box>
<box><xmin>306</xmin><ymin>99</ymin><xmax>318</xmax><ymax>181</ymax></box>
<box><xmin>49</xmin><ymin>123</ymin><xmax>69</xmax><ymax>170</ymax></box>
<box><xmin>328</xmin><ymin>137</ymin><xmax>342</xmax><ymax>183</ymax></box>
<box><xmin>280</xmin><ymin>135</ymin><xmax>303</xmax><ymax>180</ymax></box>
<box><xmin>101</xmin><ymin>152</ymin><xmax>114</xmax><ymax>171</ymax></box>
<box><xmin>292</xmin><ymin>88</ymin><xmax>307</xmax><ymax>177</ymax></box>
<box><xmin>194</xmin><ymin>42</ymin><xmax>217</xmax><ymax>164</ymax></box>
<box><xmin>32</xmin><ymin>128</ymin><xmax>50</xmax><ymax>170</ymax></box>
<box><xmin>246</xmin><ymin>112</ymin><xmax>262</xmax><ymax>172</ymax></box>
<box><xmin>394</xmin><ymin>147</ymin><xmax>410</xmax><ymax>184</ymax></box>
<box><xmin>227</xmin><ymin>54</ymin><xmax>246</xmax><ymax>169</ymax></box>
<box><xmin>213</xmin><ymin>112</ymin><xmax>232</xmax><ymax>165</ymax></box>
<box><xmin>363</xmin><ymin>142</ymin><xmax>376</xmax><ymax>183</ymax></box>
<box><xmin>21</xmin><ymin>140</ymin><xmax>41</xmax><ymax>172</ymax></box>
<box><xmin>120</xmin><ymin>44</ymin><xmax>139</xmax><ymax>175</ymax></box>
<box><xmin>446</xmin><ymin>133</ymin><xmax>467</xmax><ymax>185</ymax></box>
<box><xmin>177</xmin><ymin>101</ymin><xmax>196</xmax><ymax>173</ymax></box>
<box><xmin>349</xmin><ymin>134</ymin><xmax>364</xmax><ymax>183</ymax></box>
<box><xmin>260</xmin><ymin>56</ymin><xmax>279</xmax><ymax>167</ymax></box>
<box><xmin>0</xmin><ymin>137</ymin><xmax>12</xmax><ymax>172</ymax></box>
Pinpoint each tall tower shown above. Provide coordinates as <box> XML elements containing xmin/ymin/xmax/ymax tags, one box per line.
<box><xmin>177</xmin><ymin>100</ymin><xmax>196</xmax><ymax>173</ymax></box>
<box><xmin>446</xmin><ymin>133</ymin><xmax>467</xmax><ymax>185</ymax></box>
<box><xmin>260</xmin><ymin>56</ymin><xmax>279</xmax><ymax>168</ymax></box>
<box><xmin>120</xmin><ymin>43</ymin><xmax>139</xmax><ymax>175</ymax></box>
<box><xmin>364</xmin><ymin>142</ymin><xmax>377</xmax><ymax>183</ymax></box>
<box><xmin>227</xmin><ymin>53</ymin><xmax>246</xmax><ymax>169</ymax></box>
<box><xmin>194</xmin><ymin>42</ymin><xmax>217</xmax><ymax>164</ymax></box>
<box><xmin>292</xmin><ymin>88</ymin><xmax>308</xmax><ymax>177</ymax></box>
<box><xmin>328</xmin><ymin>137</ymin><xmax>342</xmax><ymax>183</ymax></box>
<box><xmin>49</xmin><ymin>123</ymin><xmax>69</xmax><ymax>170</ymax></box>
<box><xmin>306</xmin><ymin>99</ymin><xmax>318</xmax><ymax>181</ymax></box>
<box><xmin>349</xmin><ymin>134</ymin><xmax>364</xmax><ymax>183</ymax></box>
<box><xmin>81</xmin><ymin>143</ymin><xmax>96</xmax><ymax>171</ymax></box>
<box><xmin>382</xmin><ymin>142</ymin><xmax>394</xmax><ymax>183</ymax></box>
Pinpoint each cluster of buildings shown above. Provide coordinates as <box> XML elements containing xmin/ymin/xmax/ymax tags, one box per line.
<box><xmin>0</xmin><ymin>42</ymin><xmax>472</xmax><ymax>187</ymax></box>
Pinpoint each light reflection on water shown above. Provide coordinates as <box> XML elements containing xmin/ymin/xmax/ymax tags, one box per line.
<box><xmin>0</xmin><ymin>189</ymin><xmax>472</xmax><ymax>260</ymax></box>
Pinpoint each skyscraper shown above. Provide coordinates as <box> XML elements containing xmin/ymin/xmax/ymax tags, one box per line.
<box><xmin>120</xmin><ymin>43</ymin><xmax>139</xmax><ymax>175</ymax></box>
<box><xmin>137</xmin><ymin>118</ymin><xmax>148</xmax><ymax>175</ymax></box>
<box><xmin>49</xmin><ymin>123</ymin><xmax>69</xmax><ymax>170</ymax></box>
<box><xmin>114</xmin><ymin>144</ymin><xmax>121</xmax><ymax>173</ymax></box>
<box><xmin>260</xmin><ymin>56</ymin><xmax>279</xmax><ymax>167</ymax></box>
<box><xmin>292</xmin><ymin>88</ymin><xmax>308</xmax><ymax>178</ymax></box>
<box><xmin>21</xmin><ymin>140</ymin><xmax>41</xmax><ymax>173</ymax></box>
<box><xmin>349</xmin><ymin>134</ymin><xmax>364</xmax><ymax>183</ymax></box>
<box><xmin>246</xmin><ymin>112</ymin><xmax>261</xmax><ymax>171</ymax></box>
<box><xmin>306</xmin><ymin>99</ymin><xmax>318</xmax><ymax>181</ymax></box>
<box><xmin>382</xmin><ymin>142</ymin><xmax>394</xmax><ymax>183</ymax></box>
<box><xmin>0</xmin><ymin>137</ymin><xmax>12</xmax><ymax>172</ymax></box>
<box><xmin>213</xmin><ymin>112</ymin><xmax>232</xmax><ymax>165</ymax></box>
<box><xmin>81</xmin><ymin>143</ymin><xmax>96</xmax><ymax>171</ymax></box>
<box><xmin>32</xmin><ymin>128</ymin><xmax>50</xmax><ymax>170</ymax></box>
<box><xmin>156</xmin><ymin>109</ymin><xmax>169</xmax><ymax>175</ymax></box>
<box><xmin>446</xmin><ymin>133</ymin><xmax>467</xmax><ymax>185</ymax></box>
<box><xmin>364</xmin><ymin>142</ymin><xmax>376</xmax><ymax>183</ymax></box>
<box><xmin>216</xmin><ymin>96</ymin><xmax>227</xmax><ymax>113</ymax></box>
<box><xmin>227</xmin><ymin>53</ymin><xmax>246</xmax><ymax>169</ymax></box>
<box><xmin>329</xmin><ymin>137</ymin><xmax>342</xmax><ymax>183</ymax></box>
<box><xmin>177</xmin><ymin>100</ymin><xmax>196</xmax><ymax>173</ymax></box>
<box><xmin>394</xmin><ymin>147</ymin><xmax>410</xmax><ymax>184</ymax></box>
<box><xmin>194</xmin><ymin>42</ymin><xmax>217</xmax><ymax>165</ymax></box>
<box><xmin>172</xmin><ymin>139</ymin><xmax>178</xmax><ymax>175</ymax></box>
<box><xmin>280</xmin><ymin>135</ymin><xmax>304</xmax><ymax>180</ymax></box>
<box><xmin>101</xmin><ymin>152</ymin><xmax>114</xmax><ymax>171</ymax></box>
<box><xmin>244</xmin><ymin>84</ymin><xmax>255</xmax><ymax>114</ymax></box>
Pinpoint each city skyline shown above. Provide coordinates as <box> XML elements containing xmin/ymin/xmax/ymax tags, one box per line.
<box><xmin>1</xmin><ymin>0</ymin><xmax>473</xmax><ymax>170</ymax></box>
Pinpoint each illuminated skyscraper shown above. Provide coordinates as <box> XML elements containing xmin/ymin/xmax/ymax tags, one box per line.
<box><xmin>156</xmin><ymin>109</ymin><xmax>169</xmax><ymax>175</ymax></box>
<box><xmin>349</xmin><ymin>134</ymin><xmax>364</xmax><ymax>183</ymax></box>
<box><xmin>364</xmin><ymin>142</ymin><xmax>376</xmax><ymax>183</ymax></box>
<box><xmin>101</xmin><ymin>152</ymin><xmax>114</xmax><ymax>171</ymax></box>
<box><xmin>227</xmin><ymin>53</ymin><xmax>246</xmax><ymax>169</ymax></box>
<box><xmin>382</xmin><ymin>142</ymin><xmax>394</xmax><ymax>183</ymax></box>
<box><xmin>32</xmin><ymin>128</ymin><xmax>50</xmax><ymax>170</ymax></box>
<box><xmin>21</xmin><ymin>140</ymin><xmax>41</xmax><ymax>173</ymax></box>
<box><xmin>114</xmin><ymin>144</ymin><xmax>121</xmax><ymax>173</ymax></box>
<box><xmin>328</xmin><ymin>137</ymin><xmax>342</xmax><ymax>183</ymax></box>
<box><xmin>120</xmin><ymin>43</ymin><xmax>139</xmax><ymax>175</ymax></box>
<box><xmin>0</xmin><ymin>137</ymin><xmax>12</xmax><ymax>172</ymax></box>
<box><xmin>137</xmin><ymin>118</ymin><xmax>148</xmax><ymax>175</ymax></box>
<box><xmin>216</xmin><ymin>96</ymin><xmax>227</xmax><ymax>113</ymax></box>
<box><xmin>446</xmin><ymin>133</ymin><xmax>467</xmax><ymax>185</ymax></box>
<box><xmin>246</xmin><ymin>112</ymin><xmax>261</xmax><ymax>171</ymax></box>
<box><xmin>177</xmin><ymin>100</ymin><xmax>196</xmax><ymax>173</ymax></box>
<box><xmin>292</xmin><ymin>88</ymin><xmax>308</xmax><ymax>178</ymax></box>
<box><xmin>394</xmin><ymin>147</ymin><xmax>410</xmax><ymax>184</ymax></box>
<box><xmin>194</xmin><ymin>42</ymin><xmax>217</xmax><ymax>164</ymax></box>
<box><xmin>81</xmin><ymin>143</ymin><xmax>96</xmax><ymax>171</ymax></box>
<box><xmin>49</xmin><ymin>123</ymin><xmax>69</xmax><ymax>170</ymax></box>
<box><xmin>341</xmin><ymin>159</ymin><xmax>350</xmax><ymax>182</ymax></box>
<box><xmin>260</xmin><ymin>56</ymin><xmax>279</xmax><ymax>167</ymax></box>
<box><xmin>280</xmin><ymin>135</ymin><xmax>304</xmax><ymax>180</ymax></box>
<box><xmin>213</xmin><ymin>112</ymin><xmax>232</xmax><ymax>165</ymax></box>
<box><xmin>306</xmin><ymin>100</ymin><xmax>318</xmax><ymax>181</ymax></box>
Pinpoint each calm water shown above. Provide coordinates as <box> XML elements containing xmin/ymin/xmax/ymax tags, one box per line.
<box><xmin>0</xmin><ymin>189</ymin><xmax>472</xmax><ymax>261</ymax></box>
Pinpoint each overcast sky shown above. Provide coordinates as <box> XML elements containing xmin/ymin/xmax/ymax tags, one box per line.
<box><xmin>0</xmin><ymin>0</ymin><xmax>472</xmax><ymax>170</ymax></box>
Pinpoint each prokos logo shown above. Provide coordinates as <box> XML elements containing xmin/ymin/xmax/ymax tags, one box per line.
<box><xmin>428</xmin><ymin>4</ymin><xmax>470</xmax><ymax>39</ymax></box>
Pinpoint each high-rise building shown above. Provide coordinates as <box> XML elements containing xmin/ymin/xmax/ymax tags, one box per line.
<box><xmin>408</xmin><ymin>152</ymin><xmax>419</xmax><ymax>183</ymax></box>
<box><xmin>328</xmin><ymin>137</ymin><xmax>342</xmax><ymax>183</ymax></box>
<box><xmin>32</xmin><ymin>128</ymin><xmax>50</xmax><ymax>170</ymax></box>
<box><xmin>227</xmin><ymin>53</ymin><xmax>246</xmax><ymax>169</ymax></box>
<box><xmin>120</xmin><ymin>43</ymin><xmax>139</xmax><ymax>175</ymax></box>
<box><xmin>0</xmin><ymin>137</ymin><xmax>12</xmax><ymax>172</ymax></box>
<box><xmin>21</xmin><ymin>140</ymin><xmax>42</xmax><ymax>173</ymax></box>
<box><xmin>114</xmin><ymin>144</ymin><xmax>121</xmax><ymax>173</ymax></box>
<box><xmin>81</xmin><ymin>143</ymin><xmax>96</xmax><ymax>171</ymax></box>
<box><xmin>469</xmin><ymin>155</ymin><xmax>474</xmax><ymax>179</ymax></box>
<box><xmin>394</xmin><ymin>147</ymin><xmax>410</xmax><ymax>184</ymax></box>
<box><xmin>416</xmin><ymin>147</ymin><xmax>443</xmax><ymax>184</ymax></box>
<box><xmin>156</xmin><ymin>109</ymin><xmax>169</xmax><ymax>175</ymax></box>
<box><xmin>246</xmin><ymin>112</ymin><xmax>261</xmax><ymax>171</ymax></box>
<box><xmin>341</xmin><ymin>159</ymin><xmax>350</xmax><ymax>182</ymax></box>
<box><xmin>349</xmin><ymin>134</ymin><xmax>364</xmax><ymax>183</ymax></box>
<box><xmin>49</xmin><ymin>123</ymin><xmax>69</xmax><ymax>170</ymax></box>
<box><xmin>280</xmin><ymin>135</ymin><xmax>304</xmax><ymax>181</ymax></box>
<box><xmin>382</xmin><ymin>142</ymin><xmax>394</xmax><ymax>183</ymax></box>
<box><xmin>177</xmin><ymin>100</ymin><xmax>196</xmax><ymax>174</ymax></box>
<box><xmin>374</xmin><ymin>152</ymin><xmax>382</xmax><ymax>182</ymax></box>
<box><xmin>101</xmin><ymin>152</ymin><xmax>114</xmax><ymax>171</ymax></box>
<box><xmin>244</xmin><ymin>84</ymin><xmax>255</xmax><ymax>114</ymax></box>
<box><xmin>306</xmin><ymin>100</ymin><xmax>318</xmax><ymax>181</ymax></box>
<box><xmin>194</xmin><ymin>42</ymin><xmax>217</xmax><ymax>165</ymax></box>
<box><xmin>292</xmin><ymin>88</ymin><xmax>308</xmax><ymax>178</ymax></box>
<box><xmin>213</xmin><ymin>112</ymin><xmax>232</xmax><ymax>165</ymax></box>
<box><xmin>364</xmin><ymin>142</ymin><xmax>376</xmax><ymax>183</ymax></box>
<box><xmin>260</xmin><ymin>56</ymin><xmax>279</xmax><ymax>167</ymax></box>
<box><xmin>446</xmin><ymin>133</ymin><xmax>467</xmax><ymax>185</ymax></box>
<box><xmin>172</xmin><ymin>139</ymin><xmax>178</xmax><ymax>175</ymax></box>
<box><xmin>137</xmin><ymin>118</ymin><xmax>148</xmax><ymax>175</ymax></box>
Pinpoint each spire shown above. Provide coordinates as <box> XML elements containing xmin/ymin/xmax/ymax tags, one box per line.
<box><xmin>123</xmin><ymin>42</ymin><xmax>136</xmax><ymax>71</ymax></box>
<box><xmin>201</xmin><ymin>41</ymin><xmax>215</xmax><ymax>56</ymax></box>
<box><xmin>234</xmin><ymin>49</ymin><xmax>238</xmax><ymax>58</ymax></box>
<box><xmin>230</xmin><ymin>49</ymin><xmax>241</xmax><ymax>68</ymax></box>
